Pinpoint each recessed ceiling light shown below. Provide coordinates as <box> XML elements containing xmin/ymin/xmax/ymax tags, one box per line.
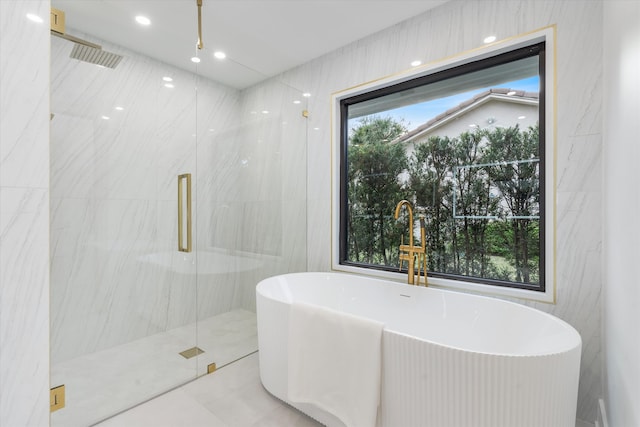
<box><xmin>411</xmin><ymin>60</ymin><xmax>422</xmax><ymax>67</ymax></box>
<box><xmin>507</xmin><ymin>91</ymin><xmax>517</xmax><ymax>96</ymax></box>
<box><xmin>518</xmin><ymin>115</ymin><xmax>526</xmax><ymax>120</ymax></box>
<box><xmin>115</xmin><ymin>106</ymin><xmax>124</xmax><ymax>111</ymax></box>
<box><xmin>293</xmin><ymin>100</ymin><xmax>301</xmax><ymax>104</ymax></box>
<box><xmin>135</xmin><ymin>16</ymin><xmax>151</xmax><ymax>26</ymax></box>
<box><xmin>483</xmin><ymin>35</ymin><xmax>497</xmax><ymax>44</ymax></box>
<box><xmin>164</xmin><ymin>83</ymin><xmax>175</xmax><ymax>88</ymax></box>
<box><xmin>101</xmin><ymin>116</ymin><xmax>110</xmax><ymax>120</ymax></box>
<box><xmin>302</xmin><ymin>93</ymin><xmax>311</xmax><ymax>98</ymax></box>
<box><xmin>191</xmin><ymin>57</ymin><xmax>201</xmax><ymax>63</ymax></box>
<box><xmin>261</xmin><ymin>110</ymin><xmax>269</xmax><ymax>114</ymax></box>
<box><xmin>26</xmin><ymin>13</ymin><xmax>43</xmax><ymax>23</ymax></box>
<box><xmin>213</xmin><ymin>51</ymin><xmax>226</xmax><ymax>60</ymax></box>
<box><xmin>162</xmin><ymin>76</ymin><xmax>173</xmax><ymax>82</ymax></box>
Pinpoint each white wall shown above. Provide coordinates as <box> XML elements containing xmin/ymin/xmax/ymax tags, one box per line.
<box><xmin>603</xmin><ymin>1</ymin><xmax>640</xmax><ymax>426</ymax></box>
<box><xmin>0</xmin><ymin>1</ymin><xmax>51</xmax><ymax>426</ymax></box>
<box><xmin>275</xmin><ymin>0</ymin><xmax>603</xmax><ymax>422</ymax></box>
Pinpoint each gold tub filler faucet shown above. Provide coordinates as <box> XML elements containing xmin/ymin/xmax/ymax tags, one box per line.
<box><xmin>394</xmin><ymin>200</ymin><xmax>428</xmax><ymax>286</ymax></box>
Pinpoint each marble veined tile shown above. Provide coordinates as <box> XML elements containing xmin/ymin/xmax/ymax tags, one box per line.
<box><xmin>0</xmin><ymin>187</ymin><xmax>50</xmax><ymax>426</ymax></box>
<box><xmin>50</xmin><ymin>197</ymin><xmax>179</xmax><ymax>362</ymax></box>
<box><xmin>0</xmin><ymin>0</ymin><xmax>50</xmax><ymax>189</ymax></box>
<box><xmin>181</xmin><ymin>353</ymin><xmax>321</xmax><ymax>427</ymax></box>
<box><xmin>97</xmin><ymin>352</ymin><xmax>321</xmax><ymax>427</ymax></box>
<box><xmin>0</xmin><ymin>1</ymin><xmax>50</xmax><ymax>425</ymax></box>
<box><xmin>51</xmin><ymin>309</ymin><xmax>257</xmax><ymax>427</ymax></box>
<box><xmin>97</xmin><ymin>388</ymin><xmax>229</xmax><ymax>427</ymax></box>
<box><xmin>557</xmin><ymin>134</ymin><xmax>602</xmax><ymax>193</ymax></box>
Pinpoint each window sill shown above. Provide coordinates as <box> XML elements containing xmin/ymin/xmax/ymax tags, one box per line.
<box><xmin>331</xmin><ymin>262</ymin><xmax>555</xmax><ymax>304</ymax></box>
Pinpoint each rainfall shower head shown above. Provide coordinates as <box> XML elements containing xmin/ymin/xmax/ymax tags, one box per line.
<box><xmin>69</xmin><ymin>43</ymin><xmax>123</xmax><ymax>69</ymax></box>
<box><xmin>50</xmin><ymin>7</ymin><xmax>123</xmax><ymax>69</ymax></box>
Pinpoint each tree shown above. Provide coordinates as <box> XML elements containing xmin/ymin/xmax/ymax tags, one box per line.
<box><xmin>347</xmin><ymin>116</ymin><xmax>408</xmax><ymax>265</ymax></box>
<box><xmin>346</xmin><ymin>116</ymin><xmax>540</xmax><ymax>286</ymax></box>
<box><xmin>407</xmin><ymin>125</ymin><xmax>540</xmax><ymax>285</ymax></box>
<box><xmin>484</xmin><ymin>124</ymin><xmax>540</xmax><ymax>283</ymax></box>
<box><xmin>450</xmin><ymin>129</ymin><xmax>500</xmax><ymax>277</ymax></box>
<box><xmin>409</xmin><ymin>129</ymin><xmax>502</xmax><ymax>278</ymax></box>
<box><xmin>408</xmin><ymin>135</ymin><xmax>455</xmax><ymax>272</ymax></box>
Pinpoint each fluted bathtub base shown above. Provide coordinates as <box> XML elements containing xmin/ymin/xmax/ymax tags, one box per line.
<box><xmin>380</xmin><ymin>332</ymin><xmax>581</xmax><ymax>427</ymax></box>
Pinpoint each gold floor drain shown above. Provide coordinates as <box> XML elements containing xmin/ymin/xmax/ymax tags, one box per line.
<box><xmin>179</xmin><ymin>346</ymin><xmax>204</xmax><ymax>359</ymax></box>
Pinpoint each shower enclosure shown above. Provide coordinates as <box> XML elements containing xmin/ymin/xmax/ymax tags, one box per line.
<box><xmin>49</xmin><ymin>15</ymin><xmax>308</xmax><ymax>426</ymax></box>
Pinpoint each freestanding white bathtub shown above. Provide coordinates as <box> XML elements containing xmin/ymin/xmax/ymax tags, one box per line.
<box><xmin>256</xmin><ymin>272</ymin><xmax>582</xmax><ymax>427</ymax></box>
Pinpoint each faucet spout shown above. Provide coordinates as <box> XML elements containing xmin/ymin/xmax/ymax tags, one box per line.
<box><xmin>394</xmin><ymin>200</ymin><xmax>428</xmax><ymax>286</ymax></box>
<box><xmin>394</xmin><ymin>200</ymin><xmax>414</xmax><ymax>248</ymax></box>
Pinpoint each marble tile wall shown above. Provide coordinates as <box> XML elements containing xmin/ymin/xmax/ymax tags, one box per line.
<box><xmin>50</xmin><ymin>29</ymin><xmax>308</xmax><ymax>366</ymax></box>
<box><xmin>266</xmin><ymin>0</ymin><xmax>603</xmax><ymax>422</ymax></box>
<box><xmin>51</xmin><ymin>33</ymin><xmax>208</xmax><ymax>363</ymax></box>
<box><xmin>196</xmin><ymin>78</ymin><xmax>309</xmax><ymax>315</ymax></box>
<box><xmin>0</xmin><ymin>1</ymin><xmax>51</xmax><ymax>426</ymax></box>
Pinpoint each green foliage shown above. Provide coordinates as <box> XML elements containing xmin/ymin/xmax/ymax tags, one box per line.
<box><xmin>346</xmin><ymin>118</ymin><xmax>541</xmax><ymax>286</ymax></box>
<box><xmin>346</xmin><ymin>116</ymin><xmax>409</xmax><ymax>265</ymax></box>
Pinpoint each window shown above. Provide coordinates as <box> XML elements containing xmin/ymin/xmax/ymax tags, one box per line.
<box><xmin>332</xmin><ymin>29</ymin><xmax>556</xmax><ymax>302</ymax></box>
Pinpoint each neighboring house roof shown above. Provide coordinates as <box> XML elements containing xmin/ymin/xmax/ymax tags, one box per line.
<box><xmin>392</xmin><ymin>88</ymin><xmax>539</xmax><ymax>144</ymax></box>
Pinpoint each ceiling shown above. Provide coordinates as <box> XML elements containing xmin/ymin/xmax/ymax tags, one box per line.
<box><xmin>52</xmin><ymin>0</ymin><xmax>448</xmax><ymax>89</ymax></box>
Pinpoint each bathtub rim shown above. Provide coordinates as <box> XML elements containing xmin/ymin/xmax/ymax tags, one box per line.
<box><xmin>256</xmin><ymin>271</ymin><xmax>582</xmax><ymax>358</ymax></box>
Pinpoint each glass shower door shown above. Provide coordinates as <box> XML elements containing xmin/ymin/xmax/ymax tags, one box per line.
<box><xmin>49</xmin><ymin>26</ymin><xmax>200</xmax><ymax>426</ymax></box>
<box><xmin>194</xmin><ymin>75</ymin><xmax>309</xmax><ymax>374</ymax></box>
<box><xmin>49</xmin><ymin>4</ymin><xmax>310</xmax><ymax>425</ymax></box>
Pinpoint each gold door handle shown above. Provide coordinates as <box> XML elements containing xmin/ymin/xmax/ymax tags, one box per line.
<box><xmin>178</xmin><ymin>173</ymin><xmax>192</xmax><ymax>252</ymax></box>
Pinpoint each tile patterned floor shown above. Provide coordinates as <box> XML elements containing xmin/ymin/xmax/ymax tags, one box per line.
<box><xmin>51</xmin><ymin>310</ymin><xmax>258</xmax><ymax>427</ymax></box>
<box><xmin>96</xmin><ymin>353</ymin><xmax>594</xmax><ymax>427</ymax></box>
<box><xmin>96</xmin><ymin>352</ymin><xmax>321</xmax><ymax>427</ymax></box>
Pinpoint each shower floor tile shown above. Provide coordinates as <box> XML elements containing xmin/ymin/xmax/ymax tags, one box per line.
<box><xmin>96</xmin><ymin>352</ymin><xmax>321</xmax><ymax>427</ymax></box>
<box><xmin>51</xmin><ymin>309</ymin><xmax>258</xmax><ymax>427</ymax></box>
